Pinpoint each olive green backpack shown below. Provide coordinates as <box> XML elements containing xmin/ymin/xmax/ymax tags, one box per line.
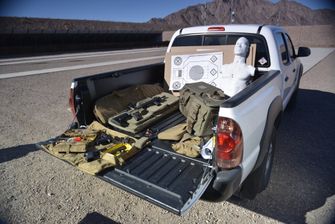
<box><xmin>179</xmin><ymin>82</ymin><xmax>227</xmax><ymax>137</ymax></box>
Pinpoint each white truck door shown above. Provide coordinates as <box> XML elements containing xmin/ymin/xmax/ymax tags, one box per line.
<box><xmin>284</xmin><ymin>33</ymin><xmax>300</xmax><ymax>86</ymax></box>
<box><xmin>275</xmin><ymin>32</ymin><xmax>297</xmax><ymax>101</ymax></box>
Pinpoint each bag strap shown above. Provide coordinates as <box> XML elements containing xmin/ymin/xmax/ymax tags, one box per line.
<box><xmin>186</xmin><ymin>103</ymin><xmax>201</xmax><ymax>134</ymax></box>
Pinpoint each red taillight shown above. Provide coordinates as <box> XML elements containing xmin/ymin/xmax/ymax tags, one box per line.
<box><xmin>215</xmin><ymin>117</ymin><xmax>243</xmax><ymax>169</ymax></box>
<box><xmin>69</xmin><ymin>81</ymin><xmax>77</xmax><ymax>118</ymax></box>
<box><xmin>208</xmin><ymin>26</ymin><xmax>225</xmax><ymax>31</ymax></box>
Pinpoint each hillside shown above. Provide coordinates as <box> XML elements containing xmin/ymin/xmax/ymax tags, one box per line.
<box><xmin>1</xmin><ymin>0</ymin><xmax>334</xmax><ymax>34</ymax></box>
<box><xmin>0</xmin><ymin>16</ymin><xmax>175</xmax><ymax>34</ymax></box>
<box><xmin>149</xmin><ymin>0</ymin><xmax>335</xmax><ymax>28</ymax></box>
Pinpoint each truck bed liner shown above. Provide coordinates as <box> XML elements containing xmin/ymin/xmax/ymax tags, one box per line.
<box><xmin>101</xmin><ymin>145</ymin><xmax>213</xmax><ymax>214</ymax></box>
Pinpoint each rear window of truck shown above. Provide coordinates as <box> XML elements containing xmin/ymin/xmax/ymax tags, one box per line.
<box><xmin>172</xmin><ymin>34</ymin><xmax>270</xmax><ymax>67</ymax></box>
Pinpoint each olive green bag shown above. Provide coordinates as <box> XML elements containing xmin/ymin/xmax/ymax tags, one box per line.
<box><xmin>179</xmin><ymin>82</ymin><xmax>227</xmax><ymax>137</ymax></box>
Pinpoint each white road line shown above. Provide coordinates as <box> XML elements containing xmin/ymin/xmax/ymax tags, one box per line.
<box><xmin>0</xmin><ymin>55</ymin><xmax>164</xmax><ymax>79</ymax></box>
<box><xmin>0</xmin><ymin>47</ymin><xmax>166</xmax><ymax>62</ymax></box>
<box><xmin>0</xmin><ymin>48</ymin><xmax>166</xmax><ymax>65</ymax></box>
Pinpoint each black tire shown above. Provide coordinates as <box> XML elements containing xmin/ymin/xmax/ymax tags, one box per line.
<box><xmin>237</xmin><ymin>128</ymin><xmax>277</xmax><ymax>199</ymax></box>
<box><xmin>259</xmin><ymin>128</ymin><xmax>276</xmax><ymax>190</ymax></box>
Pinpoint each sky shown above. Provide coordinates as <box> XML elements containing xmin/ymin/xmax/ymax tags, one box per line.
<box><xmin>1</xmin><ymin>0</ymin><xmax>334</xmax><ymax>23</ymax></box>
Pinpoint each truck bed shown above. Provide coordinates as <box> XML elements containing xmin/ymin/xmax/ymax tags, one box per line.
<box><xmin>68</xmin><ymin>62</ymin><xmax>278</xmax><ymax>214</ymax></box>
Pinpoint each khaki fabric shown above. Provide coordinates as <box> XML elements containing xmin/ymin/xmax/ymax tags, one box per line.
<box><xmin>172</xmin><ymin>133</ymin><xmax>201</xmax><ymax>158</ymax></box>
<box><xmin>78</xmin><ymin>159</ymin><xmax>116</xmax><ymax>175</ymax></box>
<box><xmin>41</xmin><ymin>122</ymin><xmax>148</xmax><ymax>175</ymax></box>
<box><xmin>63</xmin><ymin>129</ymin><xmax>97</xmax><ymax>139</ymax></box>
<box><xmin>94</xmin><ymin>84</ymin><xmax>164</xmax><ymax>124</ymax></box>
<box><xmin>45</xmin><ymin>144</ymin><xmax>86</xmax><ymax>165</ymax></box>
<box><xmin>157</xmin><ymin>123</ymin><xmax>187</xmax><ymax>141</ymax></box>
<box><xmin>48</xmin><ymin>128</ymin><xmax>99</xmax><ymax>153</ymax></box>
<box><xmin>51</xmin><ymin>141</ymin><xmax>88</xmax><ymax>153</ymax></box>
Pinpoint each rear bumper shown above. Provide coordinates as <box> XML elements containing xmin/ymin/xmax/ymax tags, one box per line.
<box><xmin>203</xmin><ymin>167</ymin><xmax>242</xmax><ymax>201</ymax></box>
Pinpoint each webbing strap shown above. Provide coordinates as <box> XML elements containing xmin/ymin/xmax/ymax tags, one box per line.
<box><xmin>186</xmin><ymin>103</ymin><xmax>201</xmax><ymax>134</ymax></box>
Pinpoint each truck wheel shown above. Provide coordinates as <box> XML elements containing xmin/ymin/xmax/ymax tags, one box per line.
<box><xmin>261</xmin><ymin>129</ymin><xmax>276</xmax><ymax>189</ymax></box>
<box><xmin>238</xmin><ymin>128</ymin><xmax>277</xmax><ymax>199</ymax></box>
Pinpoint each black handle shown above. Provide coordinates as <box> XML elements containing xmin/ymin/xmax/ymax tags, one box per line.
<box><xmin>293</xmin><ymin>69</ymin><xmax>296</xmax><ymax>73</ymax></box>
<box><xmin>285</xmin><ymin>77</ymin><xmax>289</xmax><ymax>82</ymax></box>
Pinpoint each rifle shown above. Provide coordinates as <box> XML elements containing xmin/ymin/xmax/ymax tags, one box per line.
<box><xmin>110</xmin><ymin>95</ymin><xmax>166</xmax><ymax>127</ymax></box>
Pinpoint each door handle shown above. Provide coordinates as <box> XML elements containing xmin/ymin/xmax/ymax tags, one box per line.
<box><xmin>285</xmin><ymin>77</ymin><xmax>289</xmax><ymax>82</ymax></box>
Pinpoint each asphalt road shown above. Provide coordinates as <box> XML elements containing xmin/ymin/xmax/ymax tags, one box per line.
<box><xmin>0</xmin><ymin>48</ymin><xmax>166</xmax><ymax>78</ymax></box>
<box><xmin>0</xmin><ymin>48</ymin><xmax>334</xmax><ymax>224</ymax></box>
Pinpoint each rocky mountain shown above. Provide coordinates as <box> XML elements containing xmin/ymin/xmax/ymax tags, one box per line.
<box><xmin>149</xmin><ymin>0</ymin><xmax>335</xmax><ymax>28</ymax></box>
<box><xmin>0</xmin><ymin>16</ymin><xmax>175</xmax><ymax>34</ymax></box>
<box><xmin>1</xmin><ymin>0</ymin><xmax>334</xmax><ymax>34</ymax></box>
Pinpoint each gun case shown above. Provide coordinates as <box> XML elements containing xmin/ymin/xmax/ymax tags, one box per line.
<box><xmin>107</xmin><ymin>92</ymin><xmax>179</xmax><ymax>134</ymax></box>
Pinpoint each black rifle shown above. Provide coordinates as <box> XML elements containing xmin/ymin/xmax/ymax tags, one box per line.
<box><xmin>85</xmin><ymin>144</ymin><xmax>127</xmax><ymax>162</ymax></box>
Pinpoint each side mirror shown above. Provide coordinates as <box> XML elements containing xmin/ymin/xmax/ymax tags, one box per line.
<box><xmin>297</xmin><ymin>47</ymin><xmax>311</xmax><ymax>57</ymax></box>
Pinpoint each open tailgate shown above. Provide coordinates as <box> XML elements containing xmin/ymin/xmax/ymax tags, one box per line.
<box><xmin>100</xmin><ymin>141</ymin><xmax>214</xmax><ymax>215</ymax></box>
<box><xmin>38</xmin><ymin>137</ymin><xmax>214</xmax><ymax>215</ymax></box>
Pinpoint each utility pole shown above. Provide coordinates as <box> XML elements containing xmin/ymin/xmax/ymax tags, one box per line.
<box><xmin>230</xmin><ymin>0</ymin><xmax>235</xmax><ymax>24</ymax></box>
<box><xmin>204</xmin><ymin>2</ymin><xmax>207</xmax><ymax>25</ymax></box>
<box><xmin>277</xmin><ymin>10</ymin><xmax>281</xmax><ymax>25</ymax></box>
<box><xmin>231</xmin><ymin>10</ymin><xmax>235</xmax><ymax>23</ymax></box>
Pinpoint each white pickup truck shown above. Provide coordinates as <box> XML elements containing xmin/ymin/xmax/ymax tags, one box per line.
<box><xmin>41</xmin><ymin>24</ymin><xmax>310</xmax><ymax>215</ymax></box>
